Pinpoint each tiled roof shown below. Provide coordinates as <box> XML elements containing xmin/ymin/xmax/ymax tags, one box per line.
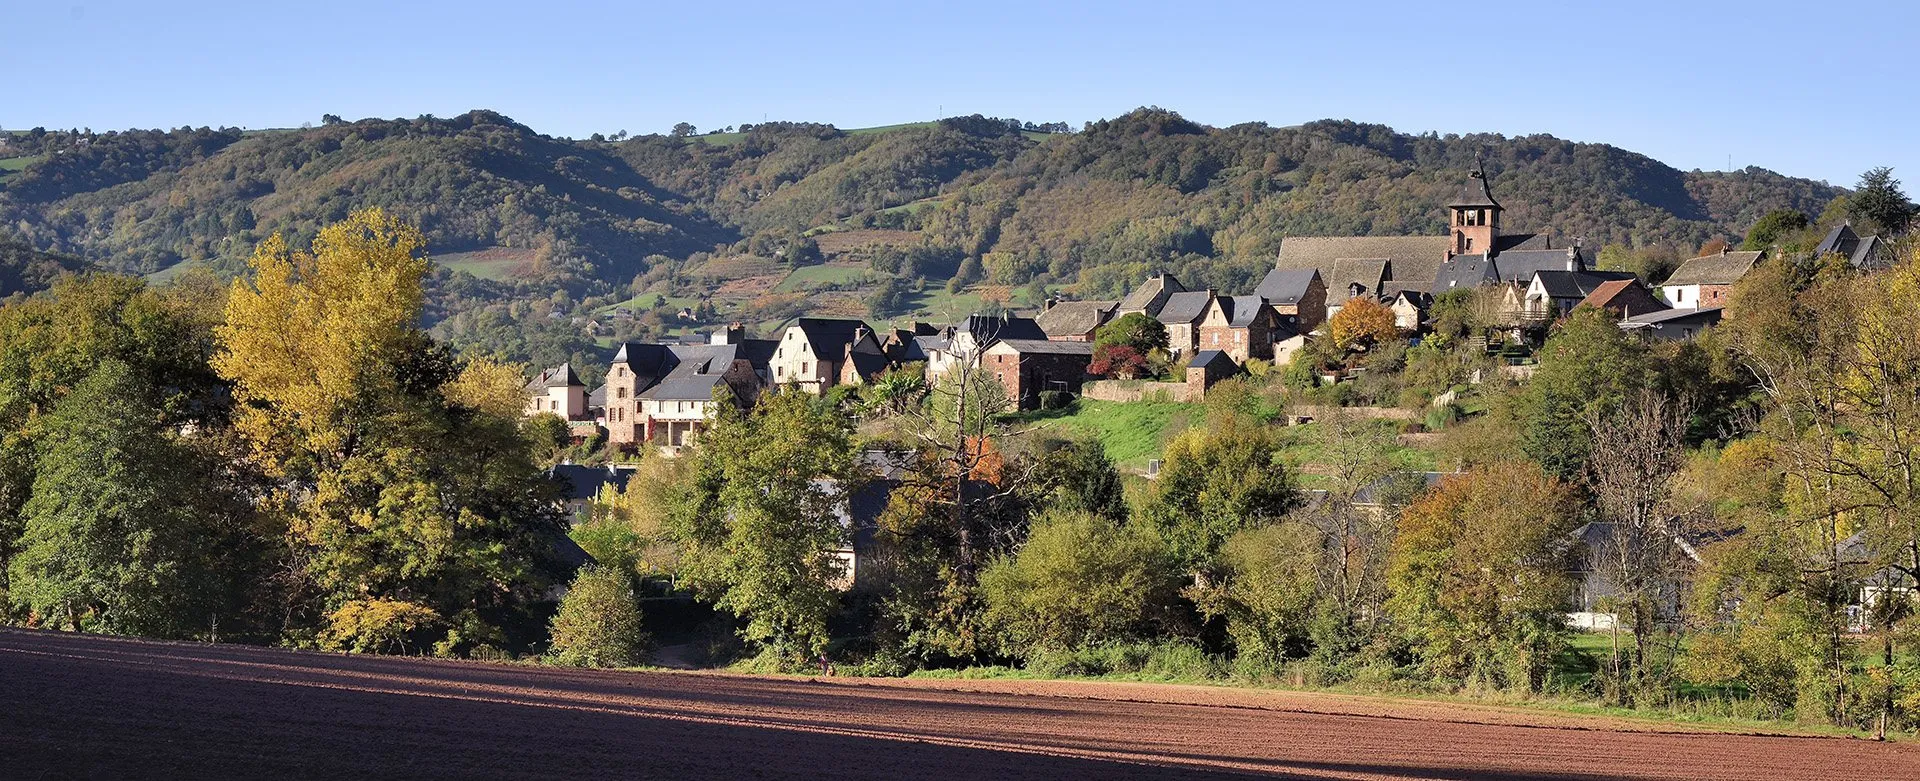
<box><xmin>1035</xmin><ymin>300</ymin><xmax>1117</xmax><ymax>338</ymax></box>
<box><xmin>1220</xmin><ymin>295</ymin><xmax>1270</xmax><ymax>328</ymax></box>
<box><xmin>794</xmin><ymin>317</ymin><xmax>874</xmax><ymax>358</ymax></box>
<box><xmin>524</xmin><ymin>362</ymin><xmax>583</xmax><ymax>392</ymax></box>
<box><xmin>1660</xmin><ymin>252</ymin><xmax>1763</xmax><ymax>287</ymax></box>
<box><xmin>1448</xmin><ymin>174</ymin><xmax>1500</xmax><ymax>208</ymax></box>
<box><xmin>1623</xmin><ymin>307</ymin><xmax>1723</xmax><ymax>326</ymax></box>
<box><xmin>1327</xmin><ymin>259</ymin><xmax>1388</xmax><ymax>304</ymax></box>
<box><xmin>1491</xmin><ymin>248</ymin><xmax>1584</xmax><ymax>284</ymax></box>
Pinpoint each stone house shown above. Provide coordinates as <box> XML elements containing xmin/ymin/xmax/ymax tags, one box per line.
<box><xmin>1385</xmin><ymin>290</ymin><xmax>1430</xmax><ymax>332</ymax></box>
<box><xmin>604</xmin><ymin>342</ymin><xmax>761</xmax><ymax>451</ymax></box>
<box><xmin>1577</xmin><ymin>279</ymin><xmax>1667</xmax><ymax>319</ymax></box>
<box><xmin>1658</xmin><ymin>250</ymin><xmax>1762</xmax><ymax>309</ymax></box>
<box><xmin>1196</xmin><ymin>295</ymin><xmax>1283</xmax><ymax>362</ymax></box>
<box><xmin>769</xmin><ymin>318</ymin><xmax>885</xmax><ymax>394</ymax></box>
<box><xmin>1185</xmin><ymin>350</ymin><xmax>1239</xmax><ymax>400</ymax></box>
<box><xmin>980</xmin><ymin>339</ymin><xmax>1093</xmax><ymax>409</ymax></box>
<box><xmin>923</xmin><ymin>313</ymin><xmax>1047</xmax><ymax>381</ymax></box>
<box><xmin>1254</xmin><ymin>268</ymin><xmax>1326</xmax><ymax>333</ymax></box>
<box><xmin>1156</xmin><ymin>290</ymin><xmax>1215</xmax><ymax>361</ymax></box>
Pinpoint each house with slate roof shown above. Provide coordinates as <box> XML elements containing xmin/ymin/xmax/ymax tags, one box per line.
<box><xmin>924</xmin><ymin>313</ymin><xmax>1048</xmax><ymax>381</ymax></box>
<box><xmin>1156</xmin><ymin>290</ymin><xmax>1216</xmax><ymax>361</ymax></box>
<box><xmin>1658</xmin><ymin>249</ymin><xmax>1763</xmax><ymax>309</ymax></box>
<box><xmin>1253</xmin><ymin>268</ymin><xmax>1327</xmax><ymax>332</ymax></box>
<box><xmin>604</xmin><ymin>340</ymin><xmax>764</xmax><ymax>451</ymax></box>
<box><xmin>980</xmin><ymin>339</ymin><xmax>1093</xmax><ymax>409</ymax></box>
<box><xmin>1815</xmin><ymin>223</ymin><xmax>1895</xmax><ymax>270</ymax></box>
<box><xmin>1197</xmin><ymin>295</ymin><xmax>1286</xmax><ymax>363</ymax></box>
<box><xmin>524</xmin><ymin>363</ymin><xmax>588</xmax><ymax>421</ymax></box>
<box><xmin>770</xmin><ymin>317</ymin><xmax>886</xmax><ymax>394</ymax></box>
<box><xmin>1184</xmin><ymin>349</ymin><xmax>1240</xmax><ymax>400</ymax></box>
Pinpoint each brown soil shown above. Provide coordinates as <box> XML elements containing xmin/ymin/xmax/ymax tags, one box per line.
<box><xmin>3</xmin><ymin>629</ymin><xmax>1913</xmax><ymax>780</ymax></box>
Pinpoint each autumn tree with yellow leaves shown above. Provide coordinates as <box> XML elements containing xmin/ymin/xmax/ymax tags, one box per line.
<box><xmin>215</xmin><ymin>209</ymin><xmax>564</xmax><ymax>655</ymax></box>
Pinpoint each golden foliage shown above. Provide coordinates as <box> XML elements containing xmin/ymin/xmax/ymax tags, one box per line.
<box><xmin>213</xmin><ymin>208</ymin><xmax>429</xmax><ymax>472</ymax></box>
<box><xmin>1328</xmin><ymin>297</ymin><xmax>1399</xmax><ymax>351</ymax></box>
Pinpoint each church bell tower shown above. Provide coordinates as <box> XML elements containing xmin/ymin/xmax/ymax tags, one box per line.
<box><xmin>1448</xmin><ymin>169</ymin><xmax>1502</xmax><ymax>257</ymax></box>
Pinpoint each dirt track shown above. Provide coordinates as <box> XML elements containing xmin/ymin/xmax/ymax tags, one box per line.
<box><xmin>2</xmin><ymin>629</ymin><xmax>1913</xmax><ymax>780</ymax></box>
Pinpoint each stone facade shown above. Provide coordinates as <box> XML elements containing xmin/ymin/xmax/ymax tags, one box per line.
<box><xmin>981</xmin><ymin>339</ymin><xmax>1093</xmax><ymax>409</ymax></box>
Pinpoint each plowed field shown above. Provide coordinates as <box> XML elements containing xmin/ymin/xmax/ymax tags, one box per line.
<box><xmin>2</xmin><ymin>629</ymin><xmax>1912</xmax><ymax>780</ymax></box>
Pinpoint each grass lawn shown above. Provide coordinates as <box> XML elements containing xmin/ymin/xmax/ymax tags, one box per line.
<box><xmin>1272</xmin><ymin>420</ymin><xmax>1440</xmax><ymax>478</ymax></box>
<box><xmin>0</xmin><ymin>155</ymin><xmax>39</xmax><ymax>174</ymax></box>
<box><xmin>1006</xmin><ymin>399</ymin><xmax>1201</xmax><ymax>469</ymax></box>
<box><xmin>775</xmin><ymin>264</ymin><xmax>872</xmax><ymax>293</ymax></box>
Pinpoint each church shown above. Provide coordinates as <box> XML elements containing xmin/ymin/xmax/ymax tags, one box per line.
<box><xmin>1272</xmin><ymin>171</ymin><xmax>1585</xmax><ymax>312</ymax></box>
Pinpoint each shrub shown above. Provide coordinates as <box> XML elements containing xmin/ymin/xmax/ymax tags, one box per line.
<box><xmin>548</xmin><ymin>566</ymin><xmax>650</xmax><ymax>668</ymax></box>
<box><xmin>980</xmin><ymin>509</ymin><xmax>1179</xmax><ymax>654</ymax></box>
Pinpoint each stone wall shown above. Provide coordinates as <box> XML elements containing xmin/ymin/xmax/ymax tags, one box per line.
<box><xmin>1080</xmin><ymin>379</ymin><xmax>1195</xmax><ymax>403</ymax></box>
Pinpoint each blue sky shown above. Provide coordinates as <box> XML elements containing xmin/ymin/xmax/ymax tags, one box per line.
<box><xmin>6</xmin><ymin>0</ymin><xmax>1915</xmax><ymax>186</ymax></box>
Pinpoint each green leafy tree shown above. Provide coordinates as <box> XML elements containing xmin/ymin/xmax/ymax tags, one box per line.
<box><xmin>1385</xmin><ymin>463</ymin><xmax>1577</xmax><ymax>692</ymax></box>
<box><xmin>1512</xmin><ymin>306</ymin><xmax>1652</xmax><ymax>479</ymax></box>
<box><xmin>7</xmin><ymin>360</ymin><xmax>257</xmax><ymax>637</ymax></box>
<box><xmin>523</xmin><ymin>412</ymin><xmax>571</xmax><ymax>464</ymax></box>
<box><xmin>1848</xmin><ymin>167</ymin><xmax>1916</xmax><ymax>237</ymax></box>
<box><xmin>1189</xmin><ymin>524</ymin><xmax>1321</xmax><ymax>671</ymax></box>
<box><xmin>548</xmin><ymin>565</ymin><xmax>650</xmax><ymax>668</ymax></box>
<box><xmin>979</xmin><ymin>509</ymin><xmax>1178</xmax><ymax>653</ymax></box>
<box><xmin>1141</xmin><ymin>415</ymin><xmax>1297</xmax><ymax>573</ymax></box>
<box><xmin>671</xmin><ymin>390</ymin><xmax>859</xmax><ymax>658</ymax></box>
<box><xmin>1742</xmin><ymin>209</ymin><xmax>1809</xmax><ymax>250</ymax></box>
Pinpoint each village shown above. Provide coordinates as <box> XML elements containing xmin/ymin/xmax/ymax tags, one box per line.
<box><xmin>525</xmin><ymin>170</ymin><xmax>1909</xmax><ymax>637</ymax></box>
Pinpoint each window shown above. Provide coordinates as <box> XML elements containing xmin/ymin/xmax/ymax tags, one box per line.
<box><xmin>802</xmin><ymin>362</ymin><xmax>809</xmax><ymax>374</ymax></box>
<box><xmin>1464</xmin><ymin>237</ymin><xmax>1474</xmax><ymax>251</ymax></box>
<box><xmin>777</xmin><ymin>366</ymin><xmax>784</xmax><ymax>377</ymax></box>
<box><xmin>617</xmin><ymin>387</ymin><xmax>628</xmax><ymax>399</ymax></box>
<box><xmin>777</xmin><ymin>348</ymin><xmax>784</xmax><ymax>358</ymax></box>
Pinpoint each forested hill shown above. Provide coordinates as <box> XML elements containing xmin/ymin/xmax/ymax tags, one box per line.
<box><xmin>0</xmin><ymin>107</ymin><xmax>1842</xmax><ymax>300</ymax></box>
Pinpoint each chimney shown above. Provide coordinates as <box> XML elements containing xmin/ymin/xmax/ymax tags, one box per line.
<box><xmin>1044</xmin><ymin>296</ymin><xmax>1060</xmax><ymax>312</ymax></box>
<box><xmin>1721</xmin><ymin>245</ymin><xmax>1730</xmax><ymax>256</ymax></box>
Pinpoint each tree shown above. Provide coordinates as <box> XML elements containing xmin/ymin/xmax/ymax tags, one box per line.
<box><xmin>0</xmin><ymin>273</ymin><xmax>231</xmax><ymax>624</ymax></box>
<box><xmin>524</xmin><ymin>412</ymin><xmax>571</xmax><ymax>463</ymax></box>
<box><xmin>1141</xmin><ymin>415</ymin><xmax>1296</xmax><ymax>573</ymax></box>
<box><xmin>215</xmin><ymin>210</ymin><xmax>563</xmax><ymax>655</ymax></box>
<box><xmin>1088</xmin><ymin>344</ymin><xmax>1150</xmax><ymax>379</ymax></box>
<box><xmin>1190</xmin><ymin>523</ymin><xmax>1320</xmax><ymax>672</ymax></box>
<box><xmin>1580</xmin><ymin>388</ymin><xmax>1694</xmax><ymax>705</ymax></box>
<box><xmin>1743</xmin><ymin>209</ymin><xmax>1810</xmax><ymax>250</ymax></box>
<box><xmin>548</xmin><ymin>566</ymin><xmax>649</xmax><ymax>667</ymax></box>
<box><xmin>671</xmin><ymin>390</ymin><xmax>858</xmax><ymax>658</ymax></box>
<box><xmin>1327</xmin><ymin>297</ymin><xmax>1398</xmax><ymax>353</ymax></box>
<box><xmin>1093</xmin><ymin>312</ymin><xmax>1170</xmax><ymax>355</ymax></box>
<box><xmin>1512</xmin><ymin>306</ymin><xmax>1652</xmax><ymax>479</ymax></box>
<box><xmin>579</xmin><ymin>453</ymin><xmax>690</xmax><ymax>582</ymax></box>
<box><xmin>7</xmin><ymin>360</ymin><xmax>256</xmax><ymax>638</ymax></box>
<box><xmin>1849</xmin><ymin>167</ymin><xmax>1916</xmax><ymax>237</ymax></box>
<box><xmin>670</xmin><ymin>122</ymin><xmax>697</xmax><ymax>138</ymax></box>
<box><xmin>979</xmin><ymin>509</ymin><xmax>1177</xmax><ymax>653</ymax></box>
<box><xmin>1386</xmin><ymin>463</ymin><xmax>1577</xmax><ymax>692</ymax></box>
